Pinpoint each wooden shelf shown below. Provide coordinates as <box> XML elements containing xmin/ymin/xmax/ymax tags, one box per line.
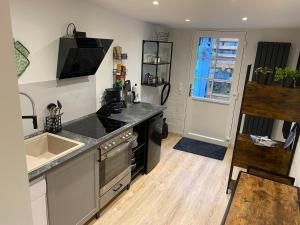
<box><xmin>233</xmin><ymin>134</ymin><xmax>292</xmax><ymax>175</ymax></box>
<box><xmin>241</xmin><ymin>82</ymin><xmax>300</xmax><ymax>122</ymax></box>
<box><xmin>227</xmin><ymin>77</ymin><xmax>299</xmax><ymax>193</ymax></box>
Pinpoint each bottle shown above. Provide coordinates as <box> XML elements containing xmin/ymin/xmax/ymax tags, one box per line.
<box><xmin>132</xmin><ymin>83</ymin><xmax>139</xmax><ymax>103</ymax></box>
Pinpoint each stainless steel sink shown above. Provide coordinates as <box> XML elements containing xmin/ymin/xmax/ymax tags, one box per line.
<box><xmin>25</xmin><ymin>133</ymin><xmax>85</xmax><ymax>172</ymax></box>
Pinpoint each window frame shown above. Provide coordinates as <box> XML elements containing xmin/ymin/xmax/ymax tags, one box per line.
<box><xmin>193</xmin><ymin>37</ymin><xmax>240</xmax><ymax>103</ymax></box>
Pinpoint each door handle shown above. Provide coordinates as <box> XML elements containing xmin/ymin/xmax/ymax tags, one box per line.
<box><xmin>189</xmin><ymin>84</ymin><xmax>193</xmax><ymax>97</ymax></box>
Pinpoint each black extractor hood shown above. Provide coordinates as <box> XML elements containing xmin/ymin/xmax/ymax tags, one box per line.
<box><xmin>57</xmin><ymin>37</ymin><xmax>113</xmax><ymax>79</ymax></box>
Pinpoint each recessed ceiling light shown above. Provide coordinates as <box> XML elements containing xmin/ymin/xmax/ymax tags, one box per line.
<box><xmin>185</xmin><ymin>19</ymin><xmax>191</xmax><ymax>22</ymax></box>
<box><xmin>152</xmin><ymin>1</ymin><xmax>159</xmax><ymax>5</ymax></box>
<box><xmin>242</xmin><ymin>17</ymin><xmax>248</xmax><ymax>21</ymax></box>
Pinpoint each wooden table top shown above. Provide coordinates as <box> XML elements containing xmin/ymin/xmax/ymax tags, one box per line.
<box><xmin>223</xmin><ymin>172</ymin><xmax>300</xmax><ymax>225</ymax></box>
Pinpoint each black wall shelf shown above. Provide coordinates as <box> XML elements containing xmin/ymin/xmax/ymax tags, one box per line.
<box><xmin>141</xmin><ymin>40</ymin><xmax>173</xmax><ymax>87</ymax></box>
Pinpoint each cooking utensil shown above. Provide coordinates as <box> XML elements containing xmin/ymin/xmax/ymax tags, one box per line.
<box><xmin>57</xmin><ymin>100</ymin><xmax>62</xmax><ymax>110</ymax></box>
<box><xmin>47</xmin><ymin>103</ymin><xmax>57</xmax><ymax>117</ymax></box>
<box><xmin>47</xmin><ymin>103</ymin><xmax>56</xmax><ymax>111</ymax></box>
<box><xmin>57</xmin><ymin>100</ymin><xmax>62</xmax><ymax>114</ymax></box>
<box><xmin>53</xmin><ymin>107</ymin><xmax>60</xmax><ymax>116</ymax></box>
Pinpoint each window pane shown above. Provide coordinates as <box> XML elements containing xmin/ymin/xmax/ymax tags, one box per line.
<box><xmin>198</xmin><ymin>37</ymin><xmax>217</xmax><ymax>59</ymax></box>
<box><xmin>193</xmin><ymin>36</ymin><xmax>239</xmax><ymax>102</ymax></box>
<box><xmin>193</xmin><ymin>79</ymin><xmax>210</xmax><ymax>98</ymax></box>
<box><xmin>212</xmin><ymin>81</ymin><xmax>231</xmax><ymax>96</ymax></box>
<box><xmin>215</xmin><ymin>58</ymin><xmax>236</xmax><ymax>80</ymax></box>
<box><xmin>195</xmin><ymin>59</ymin><xmax>214</xmax><ymax>79</ymax></box>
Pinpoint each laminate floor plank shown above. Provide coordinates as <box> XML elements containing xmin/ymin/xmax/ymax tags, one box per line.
<box><xmin>88</xmin><ymin>133</ymin><xmax>231</xmax><ymax>225</ymax></box>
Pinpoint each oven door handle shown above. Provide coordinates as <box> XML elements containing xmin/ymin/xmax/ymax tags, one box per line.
<box><xmin>105</xmin><ymin>141</ymin><xmax>131</xmax><ymax>159</ymax></box>
<box><xmin>113</xmin><ymin>183</ymin><xmax>123</xmax><ymax>192</ymax></box>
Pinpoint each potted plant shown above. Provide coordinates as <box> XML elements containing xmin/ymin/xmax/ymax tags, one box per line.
<box><xmin>295</xmin><ymin>69</ymin><xmax>300</xmax><ymax>88</ymax></box>
<box><xmin>274</xmin><ymin>67</ymin><xmax>298</xmax><ymax>88</ymax></box>
<box><xmin>254</xmin><ymin>67</ymin><xmax>273</xmax><ymax>84</ymax></box>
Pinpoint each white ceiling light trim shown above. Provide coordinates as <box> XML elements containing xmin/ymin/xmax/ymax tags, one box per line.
<box><xmin>152</xmin><ymin>0</ymin><xmax>159</xmax><ymax>5</ymax></box>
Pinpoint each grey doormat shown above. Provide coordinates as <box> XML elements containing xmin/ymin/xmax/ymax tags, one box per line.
<box><xmin>174</xmin><ymin>137</ymin><xmax>227</xmax><ymax>160</ymax></box>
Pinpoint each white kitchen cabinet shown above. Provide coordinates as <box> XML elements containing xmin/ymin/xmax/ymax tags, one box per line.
<box><xmin>46</xmin><ymin>148</ymin><xmax>99</xmax><ymax>225</ymax></box>
<box><xmin>30</xmin><ymin>177</ymin><xmax>48</xmax><ymax>225</ymax></box>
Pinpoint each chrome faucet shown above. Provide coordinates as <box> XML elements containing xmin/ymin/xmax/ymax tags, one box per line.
<box><xmin>19</xmin><ymin>92</ymin><xmax>38</xmax><ymax>129</ymax></box>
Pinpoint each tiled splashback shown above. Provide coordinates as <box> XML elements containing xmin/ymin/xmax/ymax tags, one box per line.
<box><xmin>19</xmin><ymin>76</ymin><xmax>96</xmax><ymax>136</ymax></box>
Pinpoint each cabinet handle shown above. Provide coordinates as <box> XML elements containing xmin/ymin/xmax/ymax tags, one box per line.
<box><xmin>113</xmin><ymin>183</ymin><xmax>123</xmax><ymax>192</ymax></box>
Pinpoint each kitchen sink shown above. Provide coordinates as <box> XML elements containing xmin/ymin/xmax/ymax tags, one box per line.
<box><xmin>25</xmin><ymin>133</ymin><xmax>85</xmax><ymax>172</ymax></box>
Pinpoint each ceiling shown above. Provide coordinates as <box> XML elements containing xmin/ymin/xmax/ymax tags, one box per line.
<box><xmin>90</xmin><ymin>0</ymin><xmax>300</xmax><ymax>29</ymax></box>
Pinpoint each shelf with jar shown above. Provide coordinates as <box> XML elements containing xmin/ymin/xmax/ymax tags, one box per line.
<box><xmin>113</xmin><ymin>46</ymin><xmax>128</xmax><ymax>89</ymax></box>
<box><xmin>141</xmin><ymin>40</ymin><xmax>173</xmax><ymax>87</ymax></box>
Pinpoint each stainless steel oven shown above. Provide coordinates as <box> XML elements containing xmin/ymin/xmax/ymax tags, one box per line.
<box><xmin>99</xmin><ymin>128</ymin><xmax>133</xmax><ymax>209</ymax></box>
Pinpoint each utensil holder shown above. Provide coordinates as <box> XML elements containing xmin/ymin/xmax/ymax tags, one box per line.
<box><xmin>45</xmin><ymin>114</ymin><xmax>62</xmax><ymax>134</ymax></box>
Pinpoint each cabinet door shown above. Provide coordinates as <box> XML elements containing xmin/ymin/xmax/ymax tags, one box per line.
<box><xmin>47</xmin><ymin>149</ymin><xmax>99</xmax><ymax>225</ymax></box>
<box><xmin>30</xmin><ymin>177</ymin><xmax>48</xmax><ymax>225</ymax></box>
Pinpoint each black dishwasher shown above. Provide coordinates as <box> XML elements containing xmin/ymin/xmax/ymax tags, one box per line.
<box><xmin>146</xmin><ymin>113</ymin><xmax>163</xmax><ymax>173</ymax></box>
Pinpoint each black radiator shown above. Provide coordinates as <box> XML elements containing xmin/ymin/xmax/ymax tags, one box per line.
<box><xmin>243</xmin><ymin>42</ymin><xmax>291</xmax><ymax>136</ymax></box>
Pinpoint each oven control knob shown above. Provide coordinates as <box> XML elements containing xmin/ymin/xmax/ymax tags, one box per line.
<box><xmin>122</xmin><ymin>136</ymin><xmax>126</xmax><ymax>139</ymax></box>
<box><xmin>112</xmin><ymin>141</ymin><xmax>116</xmax><ymax>145</ymax></box>
<box><xmin>104</xmin><ymin>146</ymin><xmax>108</xmax><ymax>150</ymax></box>
<box><xmin>108</xmin><ymin>144</ymin><xmax>112</xmax><ymax>147</ymax></box>
<box><xmin>125</xmin><ymin>134</ymin><xmax>129</xmax><ymax>137</ymax></box>
<box><xmin>128</xmin><ymin>132</ymin><xmax>132</xmax><ymax>136</ymax></box>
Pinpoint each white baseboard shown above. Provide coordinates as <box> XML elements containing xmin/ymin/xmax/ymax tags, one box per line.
<box><xmin>184</xmin><ymin>132</ymin><xmax>228</xmax><ymax>147</ymax></box>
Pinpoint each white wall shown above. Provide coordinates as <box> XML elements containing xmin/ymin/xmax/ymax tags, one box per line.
<box><xmin>167</xmin><ymin>28</ymin><xmax>300</xmax><ymax>135</ymax></box>
<box><xmin>167</xmin><ymin>27</ymin><xmax>300</xmax><ymax>185</ymax></box>
<box><xmin>19</xmin><ymin>77</ymin><xmax>96</xmax><ymax>136</ymax></box>
<box><xmin>10</xmin><ymin>0</ymin><xmax>157</xmax><ymax>134</ymax></box>
<box><xmin>165</xmin><ymin>29</ymin><xmax>193</xmax><ymax>133</ymax></box>
<box><xmin>0</xmin><ymin>0</ymin><xmax>33</xmax><ymax>224</ymax></box>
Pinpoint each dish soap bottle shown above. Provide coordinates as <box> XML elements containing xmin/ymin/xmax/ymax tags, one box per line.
<box><xmin>132</xmin><ymin>83</ymin><xmax>139</xmax><ymax>104</ymax></box>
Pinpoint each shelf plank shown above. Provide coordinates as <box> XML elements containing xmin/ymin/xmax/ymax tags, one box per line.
<box><xmin>241</xmin><ymin>82</ymin><xmax>300</xmax><ymax>122</ymax></box>
<box><xmin>224</xmin><ymin>172</ymin><xmax>300</xmax><ymax>225</ymax></box>
<box><xmin>132</xmin><ymin>143</ymin><xmax>145</xmax><ymax>153</ymax></box>
<box><xmin>131</xmin><ymin>166</ymin><xmax>144</xmax><ymax>180</ymax></box>
<box><xmin>143</xmin><ymin>62</ymin><xmax>171</xmax><ymax>65</ymax></box>
<box><xmin>142</xmin><ymin>82</ymin><xmax>166</xmax><ymax>87</ymax></box>
<box><xmin>233</xmin><ymin>134</ymin><xmax>292</xmax><ymax>175</ymax></box>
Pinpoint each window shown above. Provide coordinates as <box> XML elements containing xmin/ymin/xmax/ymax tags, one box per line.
<box><xmin>193</xmin><ymin>37</ymin><xmax>240</xmax><ymax>102</ymax></box>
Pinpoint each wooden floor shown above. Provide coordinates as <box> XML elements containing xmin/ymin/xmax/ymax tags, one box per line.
<box><xmin>88</xmin><ymin>133</ymin><xmax>232</xmax><ymax>225</ymax></box>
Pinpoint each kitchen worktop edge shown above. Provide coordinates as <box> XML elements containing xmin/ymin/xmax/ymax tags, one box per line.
<box><xmin>28</xmin><ymin>102</ymin><xmax>166</xmax><ymax>181</ymax></box>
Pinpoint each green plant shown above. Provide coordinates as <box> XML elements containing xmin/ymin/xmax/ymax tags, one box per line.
<box><xmin>254</xmin><ymin>67</ymin><xmax>273</xmax><ymax>75</ymax></box>
<box><xmin>274</xmin><ymin>67</ymin><xmax>297</xmax><ymax>82</ymax></box>
<box><xmin>296</xmin><ymin>68</ymin><xmax>300</xmax><ymax>79</ymax></box>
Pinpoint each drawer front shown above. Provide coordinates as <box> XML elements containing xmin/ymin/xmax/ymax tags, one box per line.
<box><xmin>100</xmin><ymin>173</ymin><xmax>131</xmax><ymax>209</ymax></box>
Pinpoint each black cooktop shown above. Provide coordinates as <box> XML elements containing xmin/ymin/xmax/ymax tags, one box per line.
<box><xmin>63</xmin><ymin>114</ymin><xmax>127</xmax><ymax>139</ymax></box>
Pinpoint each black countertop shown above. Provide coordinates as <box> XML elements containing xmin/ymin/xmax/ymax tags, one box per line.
<box><xmin>28</xmin><ymin>102</ymin><xmax>166</xmax><ymax>181</ymax></box>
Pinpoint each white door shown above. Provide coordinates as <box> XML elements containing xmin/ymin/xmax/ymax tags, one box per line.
<box><xmin>184</xmin><ymin>31</ymin><xmax>246</xmax><ymax>146</ymax></box>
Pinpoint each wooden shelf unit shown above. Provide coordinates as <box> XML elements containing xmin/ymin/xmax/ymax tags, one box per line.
<box><xmin>234</xmin><ymin>134</ymin><xmax>291</xmax><ymax>175</ymax></box>
<box><xmin>241</xmin><ymin>82</ymin><xmax>300</xmax><ymax>122</ymax></box>
<box><xmin>227</xmin><ymin>68</ymin><xmax>300</xmax><ymax>193</ymax></box>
